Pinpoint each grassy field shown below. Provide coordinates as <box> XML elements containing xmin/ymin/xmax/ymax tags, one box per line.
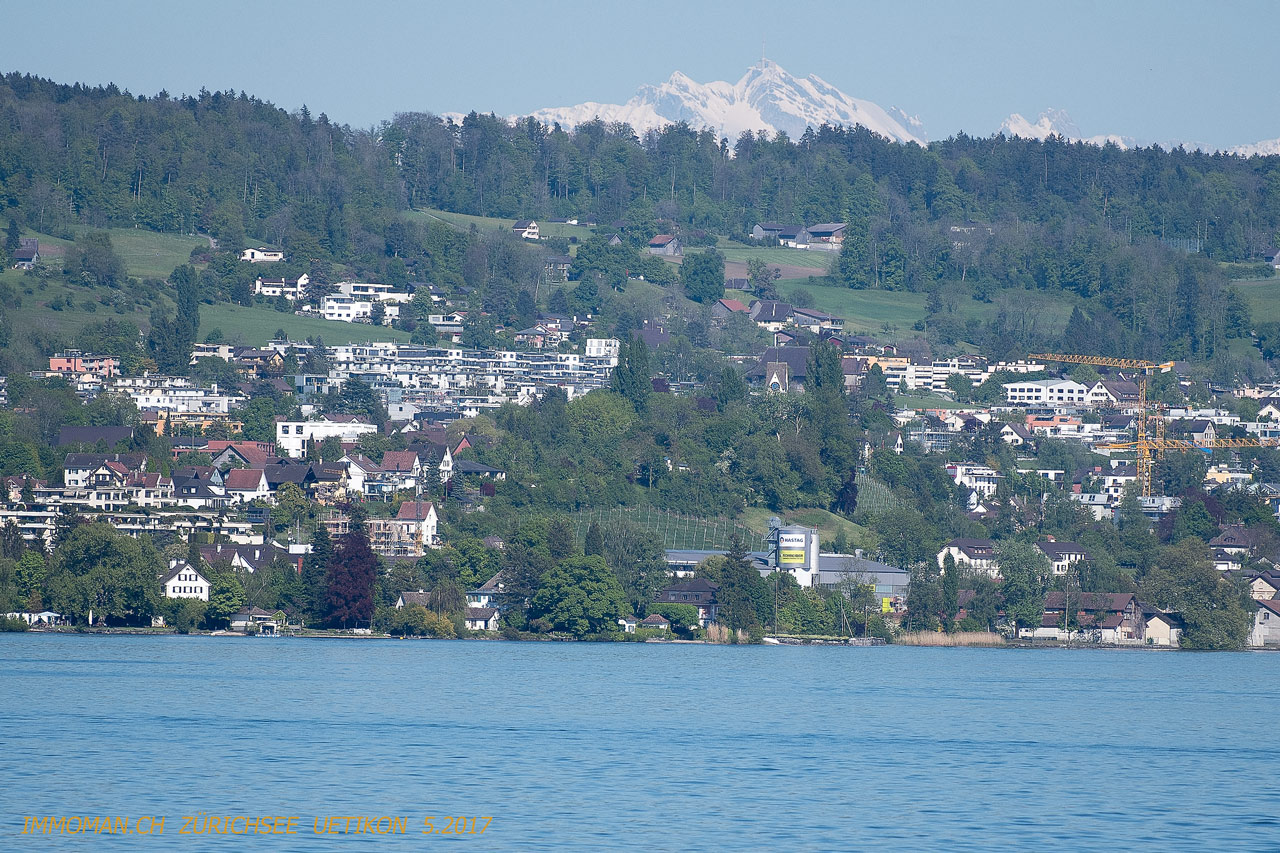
<box><xmin>714</xmin><ymin>244</ymin><xmax>833</xmax><ymax>272</ymax></box>
<box><xmin>406</xmin><ymin>208</ymin><xmax>591</xmax><ymax>241</ymax></box>
<box><xmin>1231</xmin><ymin>278</ymin><xmax>1280</xmax><ymax>324</ymax></box>
<box><xmin>893</xmin><ymin>393</ymin><xmax>970</xmax><ymax>410</ymax></box>
<box><xmin>91</xmin><ymin>228</ymin><xmax>206</xmax><ymax>279</ymax></box>
<box><xmin>0</xmin><ymin>269</ymin><xmax>135</xmax><ymax>343</ymax></box>
<box><xmin>24</xmin><ymin>226</ymin><xmax>206</xmax><ymax>279</ymax></box>
<box><xmin>740</xmin><ymin>504</ymin><xmax>883</xmax><ymax>552</ymax></box>
<box><xmin>569</xmin><ymin>506</ymin><xmax>759</xmax><ymax>552</ymax></box>
<box><xmin>771</xmin><ymin>280</ymin><xmax>1078</xmax><ymax>338</ymax></box>
<box><xmin>199</xmin><ymin>304</ymin><xmax>411</xmax><ymax>346</ymax></box>
<box><xmin>1</xmin><ymin>267</ymin><xmax>408</xmax><ymax>362</ymax></box>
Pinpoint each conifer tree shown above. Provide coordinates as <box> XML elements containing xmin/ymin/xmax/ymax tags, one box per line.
<box><xmin>583</xmin><ymin>521</ymin><xmax>605</xmax><ymax>557</ymax></box>
<box><xmin>303</xmin><ymin>525</ymin><xmax>333</xmax><ymax>622</ymax></box>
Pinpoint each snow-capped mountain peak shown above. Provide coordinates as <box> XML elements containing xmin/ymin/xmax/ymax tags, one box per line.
<box><xmin>999</xmin><ymin>108</ymin><xmax>1135</xmax><ymax>149</ymax></box>
<box><xmin>999</xmin><ymin>108</ymin><xmax>1082</xmax><ymax>141</ymax></box>
<box><xmin>525</xmin><ymin>60</ymin><xmax>925</xmax><ymax>145</ymax></box>
<box><xmin>1228</xmin><ymin>137</ymin><xmax>1280</xmax><ymax>157</ymax></box>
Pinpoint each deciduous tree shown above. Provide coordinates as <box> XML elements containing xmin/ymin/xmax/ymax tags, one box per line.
<box><xmin>530</xmin><ymin>555</ymin><xmax>628</xmax><ymax>637</ymax></box>
<box><xmin>326</xmin><ymin>529</ymin><xmax>379</xmax><ymax>628</ymax></box>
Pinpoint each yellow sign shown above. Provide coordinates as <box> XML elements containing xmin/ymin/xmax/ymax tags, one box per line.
<box><xmin>778</xmin><ymin>531</ymin><xmax>806</xmax><ymax>565</ymax></box>
<box><xmin>881</xmin><ymin>597</ymin><xmax>892</xmax><ymax>613</ymax></box>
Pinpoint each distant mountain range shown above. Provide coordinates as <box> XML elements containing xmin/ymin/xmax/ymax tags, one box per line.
<box><xmin>479</xmin><ymin>61</ymin><xmax>1277</xmax><ymax>156</ymax></box>
<box><xmin>522</xmin><ymin>59</ymin><xmax>925</xmax><ymax>145</ymax></box>
<box><xmin>996</xmin><ymin>108</ymin><xmax>1280</xmax><ymax>156</ymax></box>
<box><xmin>997</xmin><ymin>109</ymin><xmax>1136</xmax><ymax>149</ymax></box>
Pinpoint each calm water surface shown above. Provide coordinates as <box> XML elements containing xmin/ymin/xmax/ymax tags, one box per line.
<box><xmin>3</xmin><ymin>634</ymin><xmax>1278</xmax><ymax>851</ymax></box>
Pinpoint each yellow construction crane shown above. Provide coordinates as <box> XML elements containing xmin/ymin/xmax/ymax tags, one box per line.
<box><xmin>1094</xmin><ymin>438</ymin><xmax>1280</xmax><ymax>497</ymax></box>
<box><xmin>1029</xmin><ymin>353</ymin><xmax>1175</xmax><ymax>440</ymax></box>
<box><xmin>1027</xmin><ymin>353</ymin><xmax>1269</xmax><ymax>497</ymax></box>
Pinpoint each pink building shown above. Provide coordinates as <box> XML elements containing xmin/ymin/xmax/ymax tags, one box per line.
<box><xmin>49</xmin><ymin>351</ymin><xmax>120</xmax><ymax>378</ymax></box>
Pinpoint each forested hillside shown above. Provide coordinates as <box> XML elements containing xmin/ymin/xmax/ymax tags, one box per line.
<box><xmin>0</xmin><ymin>73</ymin><xmax>401</xmax><ymax>258</ymax></box>
<box><xmin>0</xmin><ymin>72</ymin><xmax>1276</xmax><ymax>367</ymax></box>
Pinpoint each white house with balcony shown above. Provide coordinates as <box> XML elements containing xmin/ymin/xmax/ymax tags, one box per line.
<box><xmin>322</xmin><ymin>295</ymin><xmax>400</xmax><ymax>325</ymax></box>
<box><xmin>938</xmin><ymin>538</ymin><xmax>999</xmax><ymax>577</ymax></box>
<box><xmin>110</xmin><ymin>375</ymin><xmax>243</xmax><ymax>415</ymax></box>
<box><xmin>946</xmin><ymin>463</ymin><xmax>1003</xmax><ymax>497</ymax></box>
<box><xmin>585</xmin><ymin>338</ymin><xmax>620</xmax><ymax>362</ymax></box>
<box><xmin>336</xmin><ymin>281</ymin><xmax>411</xmax><ymax>303</ymax></box>
<box><xmin>255</xmin><ymin>273</ymin><xmax>310</xmax><ymax>300</ymax></box>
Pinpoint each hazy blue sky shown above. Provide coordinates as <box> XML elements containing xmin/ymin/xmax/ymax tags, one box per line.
<box><xmin>7</xmin><ymin>0</ymin><xmax>1277</xmax><ymax>147</ymax></box>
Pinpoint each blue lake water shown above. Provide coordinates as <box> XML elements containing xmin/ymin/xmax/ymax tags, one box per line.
<box><xmin>3</xmin><ymin>634</ymin><xmax>1279</xmax><ymax>851</ymax></box>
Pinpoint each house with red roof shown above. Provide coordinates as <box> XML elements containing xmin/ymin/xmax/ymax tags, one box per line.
<box><xmin>223</xmin><ymin>468</ymin><xmax>270</xmax><ymax>504</ymax></box>
<box><xmin>647</xmin><ymin>234</ymin><xmax>682</xmax><ymax>256</ymax></box>
<box><xmin>711</xmin><ymin>298</ymin><xmax>750</xmax><ymax>321</ymax></box>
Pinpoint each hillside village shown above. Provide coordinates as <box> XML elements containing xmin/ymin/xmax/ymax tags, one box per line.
<box><xmin>3</xmin><ymin>72</ymin><xmax>1280</xmax><ymax>648</ymax></box>
<box><xmin>3</xmin><ymin>216</ymin><xmax>1280</xmax><ymax>649</ymax></box>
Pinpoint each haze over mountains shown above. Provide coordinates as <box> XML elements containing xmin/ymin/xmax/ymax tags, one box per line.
<box><xmin>497</xmin><ymin>60</ymin><xmax>1278</xmax><ymax>156</ymax></box>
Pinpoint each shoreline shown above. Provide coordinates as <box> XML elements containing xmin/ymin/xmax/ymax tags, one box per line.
<box><xmin>6</xmin><ymin>627</ymin><xmax>1264</xmax><ymax>650</ymax></box>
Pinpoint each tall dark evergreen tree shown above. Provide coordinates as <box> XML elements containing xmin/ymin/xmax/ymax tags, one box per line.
<box><xmin>501</xmin><ymin>542</ymin><xmax>552</xmax><ymax>621</ymax></box>
<box><xmin>941</xmin><ymin>552</ymin><xmax>960</xmax><ymax>631</ymax></box>
<box><xmin>716</xmin><ymin>534</ymin><xmax>764</xmax><ymax>631</ymax></box>
<box><xmin>583</xmin><ymin>521</ymin><xmax>605</xmax><ymax>558</ymax></box>
<box><xmin>546</xmin><ymin>516</ymin><xmax>577</xmax><ymax>563</ymax></box>
<box><xmin>610</xmin><ymin>334</ymin><xmax>651</xmax><ymax>413</ymax></box>
<box><xmin>172</xmin><ymin>264</ymin><xmax>201</xmax><ymax>352</ymax></box>
<box><xmin>833</xmin><ymin>469</ymin><xmax>859</xmax><ymax>516</ymax></box>
<box><xmin>303</xmin><ymin>525</ymin><xmax>334</xmax><ymax>622</ymax></box>
<box><xmin>3</xmin><ymin>218</ymin><xmax>18</xmax><ymax>261</ymax></box>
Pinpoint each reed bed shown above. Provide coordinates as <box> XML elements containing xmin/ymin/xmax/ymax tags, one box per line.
<box><xmin>896</xmin><ymin>631</ymin><xmax>1005</xmax><ymax>647</ymax></box>
<box><xmin>705</xmin><ymin>624</ymin><xmax>750</xmax><ymax>644</ymax></box>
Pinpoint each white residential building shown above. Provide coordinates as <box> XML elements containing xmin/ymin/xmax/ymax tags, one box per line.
<box><xmin>255</xmin><ymin>273</ymin><xmax>310</xmax><ymax>300</ymax></box>
<box><xmin>322</xmin><ymin>343</ymin><xmax>618</xmax><ymax>415</ymax></box>
<box><xmin>162</xmin><ymin>560</ymin><xmax>210</xmax><ymax>602</ymax></box>
<box><xmin>937</xmin><ymin>539</ymin><xmax>999</xmax><ymax>577</ymax></box>
<box><xmin>190</xmin><ymin>342</ymin><xmax>237</xmax><ymax>363</ymax></box>
<box><xmin>322</xmin><ymin>295</ymin><xmax>400</xmax><ymax>325</ymax></box>
<box><xmin>946</xmin><ymin>463</ymin><xmax>1003</xmax><ymax>497</ymax></box>
<box><xmin>365</xmin><ymin>500</ymin><xmax>439</xmax><ymax>558</ymax></box>
<box><xmin>1250</xmin><ymin>599</ymin><xmax>1280</xmax><ymax>648</ymax></box>
<box><xmin>1002</xmin><ymin>379</ymin><xmax>1091</xmax><ymax>406</ymax></box>
<box><xmin>336</xmin><ymin>281</ymin><xmax>412</xmax><ymax>304</ymax></box>
<box><xmin>585</xmin><ymin>338</ymin><xmax>621</xmax><ymax>361</ymax></box>
<box><xmin>240</xmin><ymin>247</ymin><xmax>285</xmax><ymax>263</ymax></box>
<box><xmin>110</xmin><ymin>375</ymin><xmax>244</xmax><ymax>414</ymax></box>
<box><xmin>275</xmin><ymin>418</ymin><xmax>380</xmax><ymax>458</ymax></box>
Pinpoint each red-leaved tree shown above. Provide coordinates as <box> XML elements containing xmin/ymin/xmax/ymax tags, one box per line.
<box><xmin>325</xmin><ymin>529</ymin><xmax>378</xmax><ymax>628</ymax></box>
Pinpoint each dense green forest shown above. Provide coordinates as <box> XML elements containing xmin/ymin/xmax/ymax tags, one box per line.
<box><xmin>2</xmin><ymin>71</ymin><xmax>1279</xmax><ymax>270</ymax></box>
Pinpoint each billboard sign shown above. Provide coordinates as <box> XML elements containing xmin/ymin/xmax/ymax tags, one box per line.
<box><xmin>778</xmin><ymin>531</ymin><xmax>807</xmax><ymax>566</ymax></box>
